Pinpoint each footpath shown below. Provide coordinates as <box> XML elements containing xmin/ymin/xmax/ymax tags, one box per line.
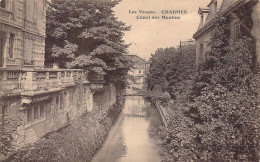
<box><xmin>154</xmin><ymin>100</ymin><xmax>169</xmax><ymax>128</ymax></box>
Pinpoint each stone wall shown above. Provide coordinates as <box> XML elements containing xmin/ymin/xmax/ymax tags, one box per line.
<box><xmin>5</xmin><ymin>97</ymin><xmax>125</xmax><ymax>162</ymax></box>
<box><xmin>0</xmin><ymin>82</ymin><xmax>119</xmax><ymax>148</ymax></box>
<box><xmin>93</xmin><ymin>83</ymin><xmax>117</xmax><ymax>111</ymax></box>
<box><xmin>14</xmin><ymin>83</ymin><xmax>93</xmax><ymax>147</ymax></box>
<box><xmin>195</xmin><ymin>30</ymin><xmax>212</xmax><ymax>66</ymax></box>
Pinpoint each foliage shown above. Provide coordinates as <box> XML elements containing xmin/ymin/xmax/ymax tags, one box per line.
<box><xmin>147</xmin><ymin>43</ymin><xmax>197</xmax><ymax>162</ymax></box>
<box><xmin>0</xmin><ymin>114</ymin><xmax>21</xmax><ymax>160</ymax></box>
<box><xmin>147</xmin><ymin>43</ymin><xmax>196</xmax><ymax>99</ymax></box>
<box><xmin>45</xmin><ymin>0</ymin><xmax>131</xmax><ymax>88</ymax></box>
<box><xmin>5</xmin><ymin>98</ymin><xmax>125</xmax><ymax>162</ymax></box>
<box><xmin>188</xmin><ymin>15</ymin><xmax>259</xmax><ymax>161</ymax></box>
<box><xmin>149</xmin><ymin>15</ymin><xmax>259</xmax><ymax>162</ymax></box>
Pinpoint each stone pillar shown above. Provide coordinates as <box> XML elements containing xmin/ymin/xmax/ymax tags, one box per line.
<box><xmin>21</xmin><ymin>71</ymin><xmax>37</xmax><ymax>91</ymax></box>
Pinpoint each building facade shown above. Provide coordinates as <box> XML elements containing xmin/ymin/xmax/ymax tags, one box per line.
<box><xmin>125</xmin><ymin>55</ymin><xmax>149</xmax><ymax>95</ymax></box>
<box><xmin>0</xmin><ymin>0</ymin><xmax>115</xmax><ymax>150</ymax></box>
<box><xmin>193</xmin><ymin>0</ymin><xmax>260</xmax><ymax>68</ymax></box>
<box><xmin>0</xmin><ymin>0</ymin><xmax>46</xmax><ymax>68</ymax></box>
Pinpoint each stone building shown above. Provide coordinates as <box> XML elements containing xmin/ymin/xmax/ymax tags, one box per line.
<box><xmin>125</xmin><ymin>55</ymin><xmax>149</xmax><ymax>95</ymax></box>
<box><xmin>0</xmin><ymin>0</ymin><xmax>46</xmax><ymax>68</ymax></box>
<box><xmin>193</xmin><ymin>0</ymin><xmax>260</xmax><ymax>68</ymax></box>
<box><xmin>0</xmin><ymin>0</ymin><xmax>116</xmax><ymax>149</ymax></box>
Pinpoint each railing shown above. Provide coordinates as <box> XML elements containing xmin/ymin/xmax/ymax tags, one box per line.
<box><xmin>88</xmin><ymin>72</ymin><xmax>106</xmax><ymax>91</ymax></box>
<box><xmin>66</xmin><ymin>71</ymin><xmax>71</xmax><ymax>77</ymax></box>
<box><xmin>0</xmin><ymin>68</ymin><xmax>87</xmax><ymax>96</ymax></box>
<box><xmin>61</xmin><ymin>72</ymin><xmax>65</xmax><ymax>78</ymax></box>
<box><xmin>88</xmin><ymin>72</ymin><xmax>105</xmax><ymax>83</ymax></box>
<box><xmin>7</xmin><ymin>71</ymin><xmax>19</xmax><ymax>80</ymax></box>
<box><xmin>49</xmin><ymin>71</ymin><xmax>58</xmax><ymax>79</ymax></box>
<box><xmin>35</xmin><ymin>72</ymin><xmax>46</xmax><ymax>80</ymax></box>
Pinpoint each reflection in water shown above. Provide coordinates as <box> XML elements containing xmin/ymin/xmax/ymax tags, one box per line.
<box><xmin>91</xmin><ymin>96</ymin><xmax>162</xmax><ymax>162</ymax></box>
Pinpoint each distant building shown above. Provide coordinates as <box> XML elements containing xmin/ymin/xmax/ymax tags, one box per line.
<box><xmin>125</xmin><ymin>55</ymin><xmax>149</xmax><ymax>95</ymax></box>
<box><xmin>193</xmin><ymin>0</ymin><xmax>260</xmax><ymax>68</ymax></box>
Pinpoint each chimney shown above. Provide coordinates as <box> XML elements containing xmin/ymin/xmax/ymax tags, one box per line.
<box><xmin>198</xmin><ymin>7</ymin><xmax>210</xmax><ymax>27</ymax></box>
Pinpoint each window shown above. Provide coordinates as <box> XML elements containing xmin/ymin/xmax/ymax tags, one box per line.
<box><xmin>27</xmin><ymin>108</ymin><xmax>32</xmax><ymax>122</ymax></box>
<box><xmin>34</xmin><ymin>107</ymin><xmax>38</xmax><ymax>119</ymax></box>
<box><xmin>60</xmin><ymin>94</ymin><xmax>63</xmax><ymax>109</ymax></box>
<box><xmin>56</xmin><ymin>95</ymin><xmax>59</xmax><ymax>105</ymax></box>
<box><xmin>9</xmin><ymin>34</ymin><xmax>14</xmax><ymax>58</ymax></box>
<box><xmin>0</xmin><ymin>32</ymin><xmax>5</xmax><ymax>67</ymax></box>
<box><xmin>200</xmin><ymin>43</ymin><xmax>204</xmax><ymax>60</ymax></box>
<box><xmin>201</xmin><ymin>15</ymin><xmax>204</xmax><ymax>26</ymax></box>
<box><xmin>234</xmin><ymin>23</ymin><xmax>241</xmax><ymax>40</ymax></box>
<box><xmin>214</xmin><ymin>1</ymin><xmax>218</xmax><ymax>15</ymax></box>
<box><xmin>24</xmin><ymin>38</ymin><xmax>33</xmax><ymax>62</ymax></box>
<box><xmin>0</xmin><ymin>0</ymin><xmax>6</xmax><ymax>8</ymax></box>
<box><xmin>26</xmin><ymin>0</ymin><xmax>35</xmax><ymax>21</ymax></box>
<box><xmin>40</xmin><ymin>104</ymin><xmax>45</xmax><ymax>117</ymax></box>
<box><xmin>36</xmin><ymin>0</ymin><xmax>44</xmax><ymax>31</ymax></box>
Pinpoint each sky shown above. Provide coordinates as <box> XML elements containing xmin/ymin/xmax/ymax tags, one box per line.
<box><xmin>113</xmin><ymin>0</ymin><xmax>210</xmax><ymax>60</ymax></box>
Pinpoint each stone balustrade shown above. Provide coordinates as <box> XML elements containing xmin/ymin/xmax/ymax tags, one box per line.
<box><xmin>88</xmin><ymin>71</ymin><xmax>106</xmax><ymax>91</ymax></box>
<box><xmin>0</xmin><ymin>67</ymin><xmax>87</xmax><ymax>97</ymax></box>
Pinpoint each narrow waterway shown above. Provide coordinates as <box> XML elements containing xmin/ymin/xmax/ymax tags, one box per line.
<box><xmin>91</xmin><ymin>96</ymin><xmax>162</xmax><ymax>162</ymax></box>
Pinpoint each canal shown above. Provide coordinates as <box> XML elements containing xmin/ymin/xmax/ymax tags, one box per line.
<box><xmin>91</xmin><ymin>96</ymin><xmax>162</xmax><ymax>162</ymax></box>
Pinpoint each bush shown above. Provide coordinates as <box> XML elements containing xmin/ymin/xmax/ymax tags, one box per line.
<box><xmin>5</xmin><ymin>98</ymin><xmax>124</xmax><ymax>162</ymax></box>
<box><xmin>153</xmin><ymin>16</ymin><xmax>259</xmax><ymax>162</ymax></box>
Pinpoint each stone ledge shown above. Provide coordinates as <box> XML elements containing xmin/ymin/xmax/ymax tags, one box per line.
<box><xmin>21</xmin><ymin>88</ymin><xmax>63</xmax><ymax>97</ymax></box>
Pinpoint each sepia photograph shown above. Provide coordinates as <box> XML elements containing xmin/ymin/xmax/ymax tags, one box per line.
<box><xmin>0</xmin><ymin>0</ymin><xmax>259</xmax><ymax>161</ymax></box>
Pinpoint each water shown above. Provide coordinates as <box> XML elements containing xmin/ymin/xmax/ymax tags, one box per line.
<box><xmin>91</xmin><ymin>96</ymin><xmax>162</xmax><ymax>162</ymax></box>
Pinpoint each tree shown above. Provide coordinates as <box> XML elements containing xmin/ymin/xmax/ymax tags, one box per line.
<box><xmin>147</xmin><ymin>43</ymin><xmax>196</xmax><ymax>99</ymax></box>
<box><xmin>189</xmin><ymin>15</ymin><xmax>259</xmax><ymax>161</ymax></box>
<box><xmin>147</xmin><ymin>47</ymin><xmax>180</xmax><ymax>92</ymax></box>
<box><xmin>45</xmin><ymin>0</ymin><xmax>131</xmax><ymax>88</ymax></box>
<box><xmin>148</xmin><ymin>15</ymin><xmax>259</xmax><ymax>161</ymax></box>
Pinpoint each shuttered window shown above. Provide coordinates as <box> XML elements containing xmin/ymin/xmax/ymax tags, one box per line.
<box><xmin>0</xmin><ymin>0</ymin><xmax>6</xmax><ymax>9</ymax></box>
<box><xmin>0</xmin><ymin>32</ymin><xmax>5</xmax><ymax>67</ymax></box>
<box><xmin>9</xmin><ymin>34</ymin><xmax>14</xmax><ymax>58</ymax></box>
<box><xmin>27</xmin><ymin>108</ymin><xmax>32</xmax><ymax>122</ymax></box>
<box><xmin>26</xmin><ymin>0</ymin><xmax>35</xmax><ymax>21</ymax></box>
<box><xmin>24</xmin><ymin>38</ymin><xmax>33</xmax><ymax>62</ymax></box>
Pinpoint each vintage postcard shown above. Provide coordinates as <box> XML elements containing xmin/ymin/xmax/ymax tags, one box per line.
<box><xmin>0</xmin><ymin>0</ymin><xmax>259</xmax><ymax>161</ymax></box>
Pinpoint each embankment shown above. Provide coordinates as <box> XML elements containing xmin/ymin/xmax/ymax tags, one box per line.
<box><xmin>152</xmin><ymin>100</ymin><xmax>168</xmax><ymax>128</ymax></box>
<box><xmin>5</xmin><ymin>98</ymin><xmax>125</xmax><ymax>162</ymax></box>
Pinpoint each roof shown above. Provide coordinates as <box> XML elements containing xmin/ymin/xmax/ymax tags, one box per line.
<box><xmin>125</xmin><ymin>55</ymin><xmax>148</xmax><ymax>65</ymax></box>
<box><xmin>205</xmin><ymin>0</ymin><xmax>239</xmax><ymax>25</ymax></box>
<box><xmin>193</xmin><ymin>0</ymin><xmax>250</xmax><ymax>39</ymax></box>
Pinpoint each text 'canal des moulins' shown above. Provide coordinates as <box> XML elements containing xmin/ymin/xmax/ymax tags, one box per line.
<box><xmin>129</xmin><ymin>9</ymin><xmax>188</xmax><ymax>20</ymax></box>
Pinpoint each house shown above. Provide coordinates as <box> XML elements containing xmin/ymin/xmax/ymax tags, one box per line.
<box><xmin>125</xmin><ymin>55</ymin><xmax>149</xmax><ymax>95</ymax></box>
<box><xmin>193</xmin><ymin>0</ymin><xmax>260</xmax><ymax>68</ymax></box>
<box><xmin>0</xmin><ymin>0</ymin><xmax>112</xmax><ymax>149</ymax></box>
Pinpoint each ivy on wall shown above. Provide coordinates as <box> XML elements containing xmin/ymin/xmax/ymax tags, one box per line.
<box><xmin>151</xmin><ymin>13</ymin><xmax>259</xmax><ymax>161</ymax></box>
